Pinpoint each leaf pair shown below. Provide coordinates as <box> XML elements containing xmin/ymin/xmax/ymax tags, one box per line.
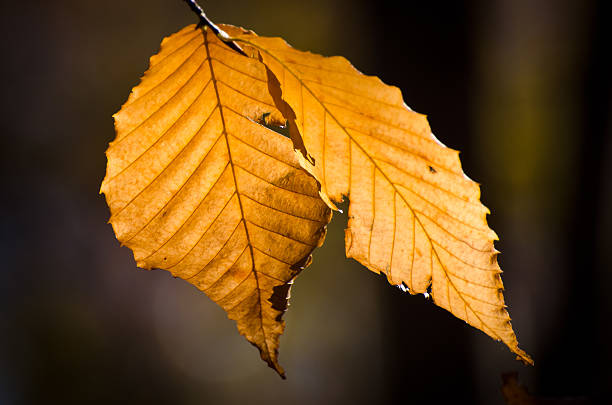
<box><xmin>101</xmin><ymin>23</ymin><xmax>531</xmax><ymax>378</ymax></box>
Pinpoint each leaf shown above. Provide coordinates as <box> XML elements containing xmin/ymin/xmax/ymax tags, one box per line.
<box><xmin>232</xmin><ymin>32</ymin><xmax>533</xmax><ymax>364</ymax></box>
<box><xmin>100</xmin><ymin>24</ymin><xmax>331</xmax><ymax>377</ymax></box>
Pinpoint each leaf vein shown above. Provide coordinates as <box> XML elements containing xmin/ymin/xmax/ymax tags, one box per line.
<box><xmin>216</xmin><ymin>78</ymin><xmax>276</xmax><ymax>108</ymax></box>
<box><xmin>204</xmin><ymin>245</ymin><xmax>251</xmax><ymax>297</ymax></box>
<box><xmin>112</xmin><ymin>47</ymin><xmax>209</xmax><ymax>147</ymax></box>
<box><xmin>240</xmin><ymin>193</ymin><xmax>325</xmax><ymax>222</ymax></box>
<box><xmin>127</xmin><ymin>33</ymin><xmax>204</xmax><ymax>107</ymax></box>
<box><xmin>246</xmin><ymin>220</ymin><xmax>316</xmax><ymax>247</ymax></box>
<box><xmin>233</xmin><ymin>162</ymin><xmax>320</xmax><ymax>199</ymax></box>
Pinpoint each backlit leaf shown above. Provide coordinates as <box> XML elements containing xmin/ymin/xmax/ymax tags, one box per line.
<box><xmin>100</xmin><ymin>25</ymin><xmax>331</xmax><ymax>377</ymax></box>
<box><xmin>233</xmin><ymin>32</ymin><xmax>532</xmax><ymax>364</ymax></box>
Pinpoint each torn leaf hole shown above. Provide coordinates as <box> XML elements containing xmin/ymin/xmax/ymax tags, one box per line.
<box><xmin>259</xmin><ymin>112</ymin><xmax>291</xmax><ymax>139</ymax></box>
<box><xmin>269</xmin><ymin>282</ymin><xmax>292</xmax><ymax>314</ymax></box>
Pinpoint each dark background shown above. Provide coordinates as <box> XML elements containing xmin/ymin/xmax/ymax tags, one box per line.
<box><xmin>1</xmin><ymin>0</ymin><xmax>610</xmax><ymax>404</ymax></box>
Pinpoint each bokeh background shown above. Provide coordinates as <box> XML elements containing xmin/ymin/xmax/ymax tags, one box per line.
<box><xmin>1</xmin><ymin>0</ymin><xmax>610</xmax><ymax>404</ymax></box>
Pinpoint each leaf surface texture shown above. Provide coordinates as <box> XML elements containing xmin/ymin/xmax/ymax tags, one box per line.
<box><xmin>100</xmin><ymin>25</ymin><xmax>331</xmax><ymax>376</ymax></box>
<box><xmin>233</xmin><ymin>33</ymin><xmax>532</xmax><ymax>363</ymax></box>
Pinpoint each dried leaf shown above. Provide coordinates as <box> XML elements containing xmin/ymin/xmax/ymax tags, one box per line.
<box><xmin>100</xmin><ymin>25</ymin><xmax>331</xmax><ymax>377</ymax></box>
<box><xmin>233</xmin><ymin>32</ymin><xmax>532</xmax><ymax>364</ymax></box>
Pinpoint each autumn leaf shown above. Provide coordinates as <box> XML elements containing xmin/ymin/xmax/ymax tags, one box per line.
<box><xmin>100</xmin><ymin>24</ymin><xmax>331</xmax><ymax>377</ymax></box>
<box><xmin>231</xmin><ymin>32</ymin><xmax>532</xmax><ymax>364</ymax></box>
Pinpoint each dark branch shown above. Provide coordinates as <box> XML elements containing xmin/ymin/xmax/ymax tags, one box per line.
<box><xmin>182</xmin><ymin>0</ymin><xmax>247</xmax><ymax>56</ymax></box>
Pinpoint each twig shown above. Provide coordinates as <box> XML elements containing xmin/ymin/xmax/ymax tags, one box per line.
<box><xmin>182</xmin><ymin>0</ymin><xmax>246</xmax><ymax>56</ymax></box>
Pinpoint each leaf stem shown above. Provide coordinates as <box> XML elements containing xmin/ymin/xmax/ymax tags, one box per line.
<box><xmin>181</xmin><ymin>0</ymin><xmax>246</xmax><ymax>56</ymax></box>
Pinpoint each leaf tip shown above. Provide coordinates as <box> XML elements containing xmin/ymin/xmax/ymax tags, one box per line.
<box><xmin>516</xmin><ymin>351</ymin><xmax>534</xmax><ymax>366</ymax></box>
<box><xmin>266</xmin><ymin>357</ymin><xmax>286</xmax><ymax>379</ymax></box>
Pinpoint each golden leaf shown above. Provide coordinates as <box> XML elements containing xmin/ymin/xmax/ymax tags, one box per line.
<box><xmin>233</xmin><ymin>32</ymin><xmax>532</xmax><ymax>364</ymax></box>
<box><xmin>100</xmin><ymin>24</ymin><xmax>331</xmax><ymax>377</ymax></box>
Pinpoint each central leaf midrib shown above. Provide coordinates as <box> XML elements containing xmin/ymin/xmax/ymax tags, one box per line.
<box><xmin>203</xmin><ymin>31</ymin><xmax>272</xmax><ymax>359</ymax></box>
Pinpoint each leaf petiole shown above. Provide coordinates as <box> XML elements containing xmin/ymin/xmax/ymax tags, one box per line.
<box><xmin>181</xmin><ymin>0</ymin><xmax>247</xmax><ymax>56</ymax></box>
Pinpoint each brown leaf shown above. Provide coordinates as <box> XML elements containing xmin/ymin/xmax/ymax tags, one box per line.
<box><xmin>100</xmin><ymin>24</ymin><xmax>331</xmax><ymax>377</ymax></box>
<box><xmin>232</xmin><ymin>32</ymin><xmax>532</xmax><ymax>364</ymax></box>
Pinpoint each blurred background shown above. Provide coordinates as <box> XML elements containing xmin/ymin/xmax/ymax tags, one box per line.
<box><xmin>1</xmin><ymin>0</ymin><xmax>610</xmax><ymax>403</ymax></box>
